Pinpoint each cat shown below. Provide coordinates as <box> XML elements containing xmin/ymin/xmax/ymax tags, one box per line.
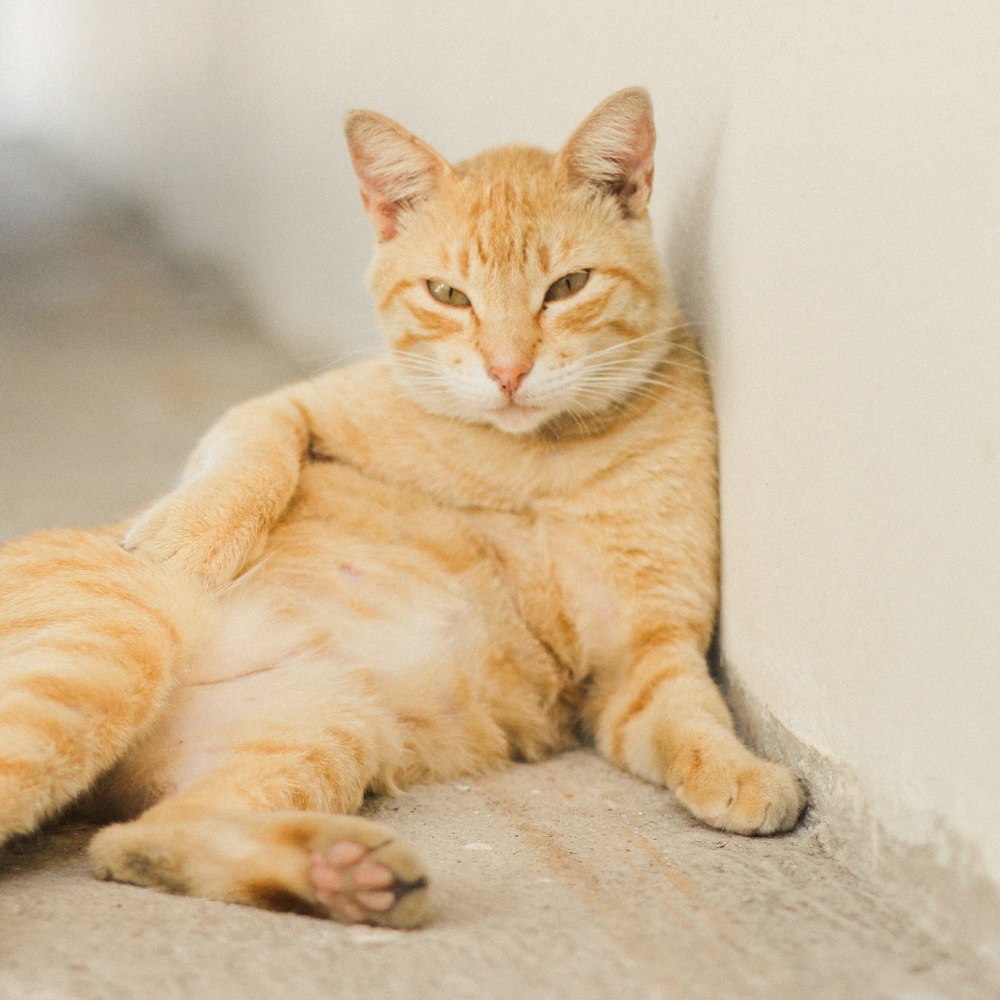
<box><xmin>0</xmin><ymin>88</ymin><xmax>804</xmax><ymax>928</ymax></box>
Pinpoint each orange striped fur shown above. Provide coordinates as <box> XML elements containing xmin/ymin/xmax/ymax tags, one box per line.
<box><xmin>0</xmin><ymin>89</ymin><xmax>802</xmax><ymax>928</ymax></box>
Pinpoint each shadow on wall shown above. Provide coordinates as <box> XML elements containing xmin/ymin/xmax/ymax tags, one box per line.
<box><xmin>662</xmin><ymin>111</ymin><xmax>728</xmax><ymax>350</ymax></box>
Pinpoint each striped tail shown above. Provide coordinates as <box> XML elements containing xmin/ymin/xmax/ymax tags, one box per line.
<box><xmin>0</xmin><ymin>527</ymin><xmax>205</xmax><ymax>843</ymax></box>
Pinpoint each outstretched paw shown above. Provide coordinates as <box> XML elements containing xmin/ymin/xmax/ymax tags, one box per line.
<box><xmin>309</xmin><ymin>838</ymin><xmax>428</xmax><ymax>927</ymax></box>
<box><xmin>672</xmin><ymin>752</ymin><xmax>805</xmax><ymax>836</ymax></box>
<box><xmin>91</xmin><ymin>811</ymin><xmax>431</xmax><ymax>928</ymax></box>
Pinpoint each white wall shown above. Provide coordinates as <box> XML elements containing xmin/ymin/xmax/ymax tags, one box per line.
<box><xmin>707</xmin><ymin>7</ymin><xmax>1000</xmax><ymax>882</ymax></box>
<box><xmin>2</xmin><ymin>1</ymin><xmax>998</xmax><ymax>888</ymax></box>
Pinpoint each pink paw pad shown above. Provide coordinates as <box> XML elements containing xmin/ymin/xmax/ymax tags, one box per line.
<box><xmin>309</xmin><ymin>841</ymin><xmax>410</xmax><ymax>924</ymax></box>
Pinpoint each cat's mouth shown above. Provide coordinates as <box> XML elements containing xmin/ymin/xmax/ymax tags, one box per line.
<box><xmin>486</xmin><ymin>399</ymin><xmax>550</xmax><ymax>434</ymax></box>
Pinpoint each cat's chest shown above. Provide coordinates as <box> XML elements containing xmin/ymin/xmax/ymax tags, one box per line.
<box><xmin>470</xmin><ymin>507</ymin><xmax>633</xmax><ymax>675</ymax></box>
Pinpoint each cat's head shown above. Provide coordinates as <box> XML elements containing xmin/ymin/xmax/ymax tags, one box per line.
<box><xmin>345</xmin><ymin>88</ymin><xmax>676</xmax><ymax>436</ymax></box>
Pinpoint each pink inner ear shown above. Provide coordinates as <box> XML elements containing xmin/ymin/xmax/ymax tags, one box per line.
<box><xmin>351</xmin><ymin>143</ymin><xmax>405</xmax><ymax>240</ymax></box>
<box><xmin>561</xmin><ymin>88</ymin><xmax>657</xmax><ymax>217</ymax></box>
<box><xmin>606</xmin><ymin>113</ymin><xmax>655</xmax><ymax>215</ymax></box>
<box><xmin>626</xmin><ymin>116</ymin><xmax>655</xmax><ymax>177</ymax></box>
<box><xmin>345</xmin><ymin>112</ymin><xmax>450</xmax><ymax>241</ymax></box>
<box><xmin>360</xmin><ymin>187</ymin><xmax>400</xmax><ymax>241</ymax></box>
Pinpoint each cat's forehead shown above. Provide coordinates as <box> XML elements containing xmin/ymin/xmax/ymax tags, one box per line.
<box><xmin>454</xmin><ymin>143</ymin><xmax>554</xmax><ymax>181</ymax></box>
<box><xmin>451</xmin><ymin>147</ymin><xmax>559</xmax><ymax>223</ymax></box>
<box><xmin>428</xmin><ymin>145</ymin><xmax>592</xmax><ymax>281</ymax></box>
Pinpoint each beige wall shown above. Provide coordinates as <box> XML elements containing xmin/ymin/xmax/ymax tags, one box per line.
<box><xmin>3</xmin><ymin>2</ymin><xmax>998</xmax><ymax>886</ymax></box>
<box><xmin>706</xmin><ymin>10</ymin><xmax>1000</xmax><ymax>884</ymax></box>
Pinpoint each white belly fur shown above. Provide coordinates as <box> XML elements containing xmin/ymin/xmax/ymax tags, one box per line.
<box><xmin>105</xmin><ymin>546</ymin><xmax>492</xmax><ymax>810</ymax></box>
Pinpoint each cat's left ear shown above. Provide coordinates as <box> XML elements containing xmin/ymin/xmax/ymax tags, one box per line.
<box><xmin>344</xmin><ymin>110</ymin><xmax>453</xmax><ymax>240</ymax></box>
<box><xmin>558</xmin><ymin>87</ymin><xmax>656</xmax><ymax>218</ymax></box>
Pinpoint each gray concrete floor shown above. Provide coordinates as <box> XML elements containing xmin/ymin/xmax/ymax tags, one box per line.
<box><xmin>1</xmin><ymin>141</ymin><xmax>997</xmax><ymax>1000</ymax></box>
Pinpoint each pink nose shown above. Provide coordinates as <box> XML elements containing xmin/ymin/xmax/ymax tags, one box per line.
<box><xmin>488</xmin><ymin>359</ymin><xmax>532</xmax><ymax>398</ymax></box>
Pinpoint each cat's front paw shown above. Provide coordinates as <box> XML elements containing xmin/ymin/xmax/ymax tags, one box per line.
<box><xmin>123</xmin><ymin>493</ymin><xmax>249</xmax><ymax>589</ymax></box>
<box><xmin>671</xmin><ymin>751</ymin><xmax>805</xmax><ymax>836</ymax></box>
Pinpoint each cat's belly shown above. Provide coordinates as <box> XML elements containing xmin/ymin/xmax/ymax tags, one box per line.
<box><xmin>103</xmin><ymin>471</ymin><xmax>572</xmax><ymax>814</ymax></box>
<box><xmin>106</xmin><ymin>547</ymin><xmax>489</xmax><ymax>805</ymax></box>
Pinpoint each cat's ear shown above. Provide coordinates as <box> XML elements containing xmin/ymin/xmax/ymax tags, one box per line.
<box><xmin>344</xmin><ymin>111</ymin><xmax>452</xmax><ymax>240</ymax></box>
<box><xmin>558</xmin><ymin>87</ymin><xmax>656</xmax><ymax>218</ymax></box>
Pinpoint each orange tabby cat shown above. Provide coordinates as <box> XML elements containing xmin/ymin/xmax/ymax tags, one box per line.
<box><xmin>0</xmin><ymin>88</ymin><xmax>803</xmax><ymax>927</ymax></box>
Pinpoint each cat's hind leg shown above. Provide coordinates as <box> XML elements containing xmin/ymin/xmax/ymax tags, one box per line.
<box><xmin>91</xmin><ymin>808</ymin><xmax>429</xmax><ymax>928</ymax></box>
<box><xmin>88</xmin><ymin>712</ymin><xmax>430</xmax><ymax>927</ymax></box>
<box><xmin>0</xmin><ymin>528</ymin><xmax>206</xmax><ymax>844</ymax></box>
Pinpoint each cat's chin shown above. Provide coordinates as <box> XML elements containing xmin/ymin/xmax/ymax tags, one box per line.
<box><xmin>483</xmin><ymin>401</ymin><xmax>552</xmax><ymax>435</ymax></box>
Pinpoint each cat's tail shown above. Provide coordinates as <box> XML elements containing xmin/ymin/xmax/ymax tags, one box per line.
<box><xmin>0</xmin><ymin>527</ymin><xmax>206</xmax><ymax>844</ymax></box>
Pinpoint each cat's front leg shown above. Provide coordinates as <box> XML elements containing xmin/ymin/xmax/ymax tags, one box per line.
<box><xmin>124</xmin><ymin>390</ymin><xmax>311</xmax><ymax>588</ymax></box>
<box><xmin>595</xmin><ymin>639</ymin><xmax>804</xmax><ymax>835</ymax></box>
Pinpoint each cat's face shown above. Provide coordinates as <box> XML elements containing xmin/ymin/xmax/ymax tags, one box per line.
<box><xmin>346</xmin><ymin>89</ymin><xmax>674</xmax><ymax>435</ymax></box>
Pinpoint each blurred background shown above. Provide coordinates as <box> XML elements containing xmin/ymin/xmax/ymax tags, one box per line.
<box><xmin>1</xmin><ymin>0</ymin><xmax>998</xmax><ymax>950</ymax></box>
<box><xmin>0</xmin><ymin>0</ymin><xmax>751</xmax><ymax>363</ymax></box>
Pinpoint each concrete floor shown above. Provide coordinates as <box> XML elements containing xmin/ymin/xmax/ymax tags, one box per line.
<box><xmin>1</xmin><ymin>141</ymin><xmax>997</xmax><ymax>1000</ymax></box>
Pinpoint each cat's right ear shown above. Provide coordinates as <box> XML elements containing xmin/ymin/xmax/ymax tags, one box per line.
<box><xmin>344</xmin><ymin>111</ymin><xmax>452</xmax><ymax>240</ymax></box>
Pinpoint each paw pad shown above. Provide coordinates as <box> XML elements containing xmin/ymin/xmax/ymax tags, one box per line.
<box><xmin>309</xmin><ymin>840</ymin><xmax>426</xmax><ymax>925</ymax></box>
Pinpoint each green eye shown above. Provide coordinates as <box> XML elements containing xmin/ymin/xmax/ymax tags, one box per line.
<box><xmin>426</xmin><ymin>279</ymin><xmax>471</xmax><ymax>308</ymax></box>
<box><xmin>543</xmin><ymin>270</ymin><xmax>590</xmax><ymax>303</ymax></box>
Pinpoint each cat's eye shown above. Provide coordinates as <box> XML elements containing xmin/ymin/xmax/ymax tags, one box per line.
<box><xmin>426</xmin><ymin>279</ymin><xmax>471</xmax><ymax>308</ymax></box>
<box><xmin>543</xmin><ymin>270</ymin><xmax>590</xmax><ymax>303</ymax></box>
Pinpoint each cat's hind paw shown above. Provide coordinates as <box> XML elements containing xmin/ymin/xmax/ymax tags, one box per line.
<box><xmin>90</xmin><ymin>811</ymin><xmax>431</xmax><ymax>928</ymax></box>
<box><xmin>308</xmin><ymin>838</ymin><xmax>429</xmax><ymax>928</ymax></box>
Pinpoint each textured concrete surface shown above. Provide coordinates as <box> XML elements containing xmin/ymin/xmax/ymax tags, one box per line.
<box><xmin>1</xmin><ymin>142</ymin><xmax>997</xmax><ymax>1000</ymax></box>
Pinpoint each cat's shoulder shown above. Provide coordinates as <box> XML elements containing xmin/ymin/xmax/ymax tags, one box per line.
<box><xmin>292</xmin><ymin>354</ymin><xmax>407</xmax><ymax>419</ymax></box>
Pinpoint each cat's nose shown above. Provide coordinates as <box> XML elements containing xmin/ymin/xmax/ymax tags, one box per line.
<box><xmin>488</xmin><ymin>359</ymin><xmax>533</xmax><ymax>398</ymax></box>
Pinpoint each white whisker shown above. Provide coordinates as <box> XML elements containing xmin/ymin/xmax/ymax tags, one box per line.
<box><xmin>660</xmin><ymin>356</ymin><xmax>708</xmax><ymax>375</ymax></box>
